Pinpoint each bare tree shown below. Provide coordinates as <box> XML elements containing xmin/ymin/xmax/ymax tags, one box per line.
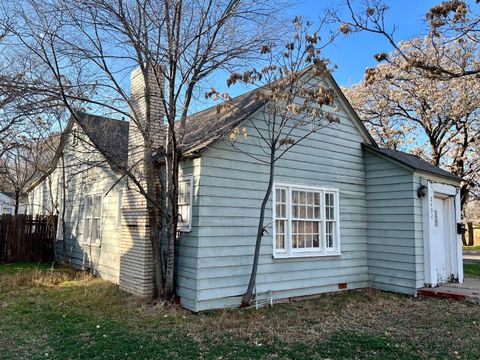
<box><xmin>210</xmin><ymin>17</ymin><xmax>341</xmax><ymax>305</ymax></box>
<box><xmin>0</xmin><ymin>139</ymin><xmax>51</xmax><ymax>214</ymax></box>
<box><xmin>7</xmin><ymin>0</ymin><xmax>285</xmax><ymax>299</ymax></box>
<box><xmin>343</xmin><ymin>37</ymin><xmax>480</xmax><ymax>211</ymax></box>
<box><xmin>330</xmin><ymin>0</ymin><xmax>480</xmax><ymax>80</ymax></box>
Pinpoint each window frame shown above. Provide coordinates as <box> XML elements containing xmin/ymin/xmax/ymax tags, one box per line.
<box><xmin>82</xmin><ymin>193</ymin><xmax>103</xmax><ymax>246</ymax></box>
<box><xmin>272</xmin><ymin>182</ymin><xmax>341</xmax><ymax>259</ymax></box>
<box><xmin>177</xmin><ymin>175</ymin><xmax>193</xmax><ymax>232</ymax></box>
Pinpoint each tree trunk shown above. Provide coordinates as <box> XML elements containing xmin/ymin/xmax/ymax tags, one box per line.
<box><xmin>14</xmin><ymin>190</ymin><xmax>20</xmax><ymax>215</ymax></box>
<box><xmin>145</xmin><ymin>148</ymin><xmax>165</xmax><ymax>297</ymax></box>
<box><xmin>241</xmin><ymin>152</ymin><xmax>275</xmax><ymax>307</ymax></box>
<box><xmin>164</xmin><ymin>147</ymin><xmax>179</xmax><ymax>300</ymax></box>
<box><xmin>466</xmin><ymin>222</ymin><xmax>474</xmax><ymax>247</ymax></box>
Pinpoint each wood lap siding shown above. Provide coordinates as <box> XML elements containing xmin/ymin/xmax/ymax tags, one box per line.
<box><xmin>365</xmin><ymin>152</ymin><xmax>423</xmax><ymax>294</ymax></box>
<box><xmin>32</xmin><ymin>126</ymin><xmax>124</xmax><ymax>284</ymax></box>
<box><xmin>193</xmin><ymin>105</ymin><xmax>369</xmax><ymax>311</ymax></box>
<box><xmin>175</xmin><ymin>160</ymin><xmax>200</xmax><ymax>311</ymax></box>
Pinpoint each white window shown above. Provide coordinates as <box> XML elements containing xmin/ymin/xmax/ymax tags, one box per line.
<box><xmin>116</xmin><ymin>189</ymin><xmax>123</xmax><ymax>229</ymax></box>
<box><xmin>273</xmin><ymin>183</ymin><xmax>340</xmax><ymax>258</ymax></box>
<box><xmin>177</xmin><ymin>176</ymin><xmax>193</xmax><ymax>232</ymax></box>
<box><xmin>83</xmin><ymin>194</ymin><xmax>102</xmax><ymax>245</ymax></box>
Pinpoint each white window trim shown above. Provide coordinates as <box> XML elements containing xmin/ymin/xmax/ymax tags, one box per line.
<box><xmin>82</xmin><ymin>193</ymin><xmax>103</xmax><ymax>246</ymax></box>
<box><xmin>272</xmin><ymin>182</ymin><xmax>341</xmax><ymax>259</ymax></box>
<box><xmin>177</xmin><ymin>175</ymin><xmax>193</xmax><ymax>232</ymax></box>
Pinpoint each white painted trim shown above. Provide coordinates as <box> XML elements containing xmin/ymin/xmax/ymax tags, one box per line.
<box><xmin>422</xmin><ymin>180</ymin><xmax>462</xmax><ymax>287</ymax></box>
<box><xmin>272</xmin><ymin>181</ymin><xmax>341</xmax><ymax>259</ymax></box>
<box><xmin>177</xmin><ymin>175</ymin><xmax>193</xmax><ymax>232</ymax></box>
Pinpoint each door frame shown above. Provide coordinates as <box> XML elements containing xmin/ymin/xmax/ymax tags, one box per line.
<box><xmin>422</xmin><ymin>181</ymin><xmax>463</xmax><ymax>287</ymax></box>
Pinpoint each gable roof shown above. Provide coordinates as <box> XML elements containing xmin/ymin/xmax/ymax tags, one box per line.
<box><xmin>177</xmin><ymin>68</ymin><xmax>376</xmax><ymax>156</ymax></box>
<box><xmin>28</xmin><ymin>113</ymin><xmax>129</xmax><ymax>192</ymax></box>
<box><xmin>178</xmin><ymin>89</ymin><xmax>268</xmax><ymax>156</ymax></box>
<box><xmin>363</xmin><ymin>143</ymin><xmax>462</xmax><ymax>182</ymax></box>
<box><xmin>76</xmin><ymin>112</ymin><xmax>129</xmax><ymax>167</ymax></box>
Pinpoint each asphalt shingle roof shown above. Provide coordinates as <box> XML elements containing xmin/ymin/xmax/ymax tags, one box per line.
<box><xmin>363</xmin><ymin>143</ymin><xmax>462</xmax><ymax>181</ymax></box>
<box><xmin>75</xmin><ymin>112</ymin><xmax>130</xmax><ymax>168</ymax></box>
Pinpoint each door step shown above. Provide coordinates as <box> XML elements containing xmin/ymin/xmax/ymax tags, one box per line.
<box><xmin>417</xmin><ymin>287</ymin><xmax>467</xmax><ymax>301</ymax></box>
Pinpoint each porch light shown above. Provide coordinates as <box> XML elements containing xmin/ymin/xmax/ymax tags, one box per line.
<box><xmin>417</xmin><ymin>185</ymin><xmax>428</xmax><ymax>198</ymax></box>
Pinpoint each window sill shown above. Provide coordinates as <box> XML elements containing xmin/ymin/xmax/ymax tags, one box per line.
<box><xmin>273</xmin><ymin>251</ymin><xmax>341</xmax><ymax>259</ymax></box>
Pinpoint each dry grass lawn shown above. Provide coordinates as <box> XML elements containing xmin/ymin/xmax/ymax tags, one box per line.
<box><xmin>1</xmin><ymin>262</ymin><xmax>480</xmax><ymax>359</ymax></box>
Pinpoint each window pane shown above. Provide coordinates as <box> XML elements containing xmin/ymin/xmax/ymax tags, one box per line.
<box><xmin>85</xmin><ymin>196</ymin><xmax>92</xmax><ymax>217</ymax></box>
<box><xmin>300</xmin><ymin>206</ymin><xmax>306</xmax><ymax>218</ymax></box>
<box><xmin>299</xmin><ymin>191</ymin><xmax>306</xmax><ymax>204</ymax></box>
<box><xmin>307</xmin><ymin>206</ymin><xmax>313</xmax><ymax>219</ymax></box>
<box><xmin>326</xmin><ymin>221</ymin><xmax>335</xmax><ymax>248</ymax></box>
<box><xmin>179</xmin><ymin>205</ymin><xmax>189</xmax><ymax>224</ymax></box>
<box><xmin>313</xmin><ymin>234</ymin><xmax>319</xmax><ymax>247</ymax></box>
<box><xmin>292</xmin><ymin>205</ymin><xmax>298</xmax><ymax>218</ymax></box>
<box><xmin>93</xmin><ymin>219</ymin><xmax>101</xmax><ymax>241</ymax></box>
<box><xmin>314</xmin><ymin>193</ymin><xmax>320</xmax><ymax>205</ymax></box>
<box><xmin>85</xmin><ymin>219</ymin><xmax>91</xmax><ymax>241</ymax></box>
<box><xmin>292</xmin><ymin>190</ymin><xmax>299</xmax><ymax>204</ymax></box>
<box><xmin>94</xmin><ymin>195</ymin><xmax>102</xmax><ymax>218</ymax></box>
<box><xmin>307</xmin><ymin>192</ymin><xmax>313</xmax><ymax>204</ymax></box>
<box><xmin>276</xmin><ymin>220</ymin><xmax>285</xmax><ymax>250</ymax></box>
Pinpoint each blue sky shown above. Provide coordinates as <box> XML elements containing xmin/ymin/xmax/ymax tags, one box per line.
<box><xmin>290</xmin><ymin>0</ymin><xmax>440</xmax><ymax>86</ymax></box>
<box><xmin>191</xmin><ymin>0</ymin><xmax>440</xmax><ymax>113</ymax></box>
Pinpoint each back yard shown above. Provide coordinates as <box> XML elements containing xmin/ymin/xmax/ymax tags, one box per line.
<box><xmin>1</xmin><ymin>263</ymin><xmax>480</xmax><ymax>360</ymax></box>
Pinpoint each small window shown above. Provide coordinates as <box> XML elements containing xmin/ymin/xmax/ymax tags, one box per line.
<box><xmin>178</xmin><ymin>176</ymin><xmax>193</xmax><ymax>232</ymax></box>
<box><xmin>83</xmin><ymin>194</ymin><xmax>102</xmax><ymax>245</ymax></box>
<box><xmin>273</xmin><ymin>183</ymin><xmax>340</xmax><ymax>258</ymax></box>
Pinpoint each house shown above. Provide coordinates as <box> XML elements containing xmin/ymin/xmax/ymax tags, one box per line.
<box><xmin>28</xmin><ymin>66</ymin><xmax>464</xmax><ymax>312</ymax></box>
<box><xmin>0</xmin><ymin>192</ymin><xmax>26</xmax><ymax>215</ymax></box>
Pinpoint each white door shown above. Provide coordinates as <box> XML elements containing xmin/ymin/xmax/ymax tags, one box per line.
<box><xmin>431</xmin><ymin>197</ymin><xmax>449</xmax><ymax>283</ymax></box>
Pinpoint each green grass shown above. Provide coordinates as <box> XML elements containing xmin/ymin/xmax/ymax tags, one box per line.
<box><xmin>0</xmin><ymin>261</ymin><xmax>53</xmax><ymax>274</ymax></box>
<box><xmin>464</xmin><ymin>245</ymin><xmax>480</xmax><ymax>251</ymax></box>
<box><xmin>464</xmin><ymin>263</ymin><xmax>480</xmax><ymax>278</ymax></box>
<box><xmin>1</xmin><ymin>263</ymin><xmax>480</xmax><ymax>359</ymax></box>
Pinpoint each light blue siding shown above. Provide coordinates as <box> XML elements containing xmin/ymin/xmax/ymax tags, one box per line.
<box><xmin>364</xmin><ymin>151</ymin><xmax>423</xmax><ymax>295</ymax></box>
<box><xmin>189</xmin><ymin>107</ymin><xmax>370</xmax><ymax>311</ymax></box>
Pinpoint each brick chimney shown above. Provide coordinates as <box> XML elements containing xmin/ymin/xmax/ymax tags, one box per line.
<box><xmin>119</xmin><ymin>64</ymin><xmax>164</xmax><ymax>297</ymax></box>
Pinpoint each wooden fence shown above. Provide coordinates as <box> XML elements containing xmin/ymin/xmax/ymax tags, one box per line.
<box><xmin>0</xmin><ymin>214</ymin><xmax>57</xmax><ymax>263</ymax></box>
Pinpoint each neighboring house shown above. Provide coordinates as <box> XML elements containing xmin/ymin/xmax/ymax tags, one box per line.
<box><xmin>28</xmin><ymin>66</ymin><xmax>464</xmax><ymax>312</ymax></box>
<box><xmin>0</xmin><ymin>192</ymin><xmax>26</xmax><ymax>215</ymax></box>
